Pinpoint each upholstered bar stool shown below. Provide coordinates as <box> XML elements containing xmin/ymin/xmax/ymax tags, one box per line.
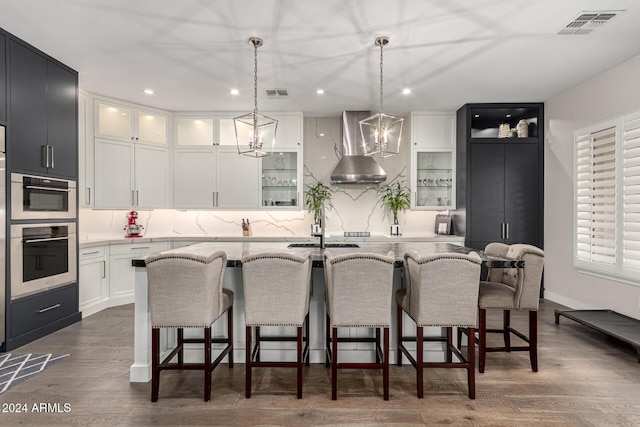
<box><xmin>145</xmin><ymin>251</ymin><xmax>233</xmax><ymax>402</ymax></box>
<box><xmin>323</xmin><ymin>251</ymin><xmax>395</xmax><ymax>401</ymax></box>
<box><xmin>241</xmin><ymin>251</ymin><xmax>312</xmax><ymax>399</ymax></box>
<box><xmin>397</xmin><ymin>251</ymin><xmax>482</xmax><ymax>399</ymax></box>
<box><xmin>459</xmin><ymin>243</ymin><xmax>544</xmax><ymax>373</ymax></box>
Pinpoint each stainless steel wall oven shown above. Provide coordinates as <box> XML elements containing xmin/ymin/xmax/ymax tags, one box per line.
<box><xmin>10</xmin><ymin>222</ymin><xmax>77</xmax><ymax>299</ymax></box>
<box><xmin>11</xmin><ymin>173</ymin><xmax>77</xmax><ymax>220</ymax></box>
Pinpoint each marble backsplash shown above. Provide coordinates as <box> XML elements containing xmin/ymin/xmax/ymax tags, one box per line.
<box><xmin>79</xmin><ymin>116</ymin><xmax>447</xmax><ymax>241</ymax></box>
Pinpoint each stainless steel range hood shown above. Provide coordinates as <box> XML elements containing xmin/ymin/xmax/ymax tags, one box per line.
<box><xmin>330</xmin><ymin>111</ymin><xmax>387</xmax><ymax>184</ymax></box>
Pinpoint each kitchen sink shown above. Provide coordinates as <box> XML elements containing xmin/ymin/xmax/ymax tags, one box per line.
<box><xmin>287</xmin><ymin>243</ymin><xmax>360</xmax><ymax>248</ymax></box>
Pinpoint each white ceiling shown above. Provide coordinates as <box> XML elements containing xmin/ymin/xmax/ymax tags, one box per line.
<box><xmin>2</xmin><ymin>0</ymin><xmax>640</xmax><ymax>116</ymax></box>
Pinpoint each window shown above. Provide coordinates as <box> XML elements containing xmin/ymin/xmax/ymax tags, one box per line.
<box><xmin>574</xmin><ymin>110</ymin><xmax>640</xmax><ymax>285</ymax></box>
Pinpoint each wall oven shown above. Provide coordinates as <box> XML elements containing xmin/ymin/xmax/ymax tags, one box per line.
<box><xmin>11</xmin><ymin>173</ymin><xmax>77</xmax><ymax>220</ymax></box>
<box><xmin>10</xmin><ymin>222</ymin><xmax>77</xmax><ymax>299</ymax></box>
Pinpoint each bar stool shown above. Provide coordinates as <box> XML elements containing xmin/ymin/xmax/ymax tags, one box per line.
<box><xmin>145</xmin><ymin>251</ymin><xmax>233</xmax><ymax>402</ymax></box>
<box><xmin>241</xmin><ymin>251</ymin><xmax>312</xmax><ymax>399</ymax></box>
<box><xmin>323</xmin><ymin>251</ymin><xmax>395</xmax><ymax>400</ymax></box>
<box><xmin>397</xmin><ymin>251</ymin><xmax>482</xmax><ymax>399</ymax></box>
<box><xmin>458</xmin><ymin>243</ymin><xmax>544</xmax><ymax>373</ymax></box>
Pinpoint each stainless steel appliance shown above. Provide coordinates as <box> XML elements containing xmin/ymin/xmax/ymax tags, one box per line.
<box><xmin>11</xmin><ymin>172</ymin><xmax>77</xmax><ymax>220</ymax></box>
<box><xmin>1</xmin><ymin>125</ymin><xmax>6</xmax><ymax>345</ymax></box>
<box><xmin>10</xmin><ymin>222</ymin><xmax>77</xmax><ymax>299</ymax></box>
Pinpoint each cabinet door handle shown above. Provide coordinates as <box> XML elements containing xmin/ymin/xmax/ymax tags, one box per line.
<box><xmin>131</xmin><ymin>190</ymin><xmax>135</xmax><ymax>205</ymax></box>
<box><xmin>131</xmin><ymin>246</ymin><xmax>150</xmax><ymax>251</ymax></box>
<box><xmin>82</xmin><ymin>250</ymin><xmax>100</xmax><ymax>256</ymax></box>
<box><xmin>136</xmin><ymin>190</ymin><xmax>139</xmax><ymax>206</ymax></box>
<box><xmin>101</xmin><ymin>260</ymin><xmax>106</xmax><ymax>279</ymax></box>
<box><xmin>86</xmin><ymin>187</ymin><xmax>91</xmax><ymax>205</ymax></box>
<box><xmin>505</xmin><ymin>222</ymin><xmax>510</xmax><ymax>240</ymax></box>
<box><xmin>38</xmin><ymin>304</ymin><xmax>61</xmax><ymax>313</ymax></box>
<box><xmin>213</xmin><ymin>192</ymin><xmax>216</xmax><ymax>207</ymax></box>
<box><xmin>500</xmin><ymin>223</ymin><xmax>505</xmax><ymax>240</ymax></box>
<box><xmin>49</xmin><ymin>145</ymin><xmax>55</xmax><ymax>168</ymax></box>
<box><xmin>42</xmin><ymin>145</ymin><xmax>49</xmax><ymax>168</ymax></box>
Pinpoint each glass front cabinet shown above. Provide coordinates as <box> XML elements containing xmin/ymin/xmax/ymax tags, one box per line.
<box><xmin>260</xmin><ymin>150</ymin><xmax>301</xmax><ymax>208</ymax></box>
<box><xmin>411</xmin><ymin>149</ymin><xmax>455</xmax><ymax>210</ymax></box>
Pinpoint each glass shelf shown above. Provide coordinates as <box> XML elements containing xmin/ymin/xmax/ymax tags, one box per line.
<box><xmin>417</xmin><ymin>168</ymin><xmax>452</xmax><ymax>172</ymax></box>
<box><xmin>262</xmin><ymin>168</ymin><xmax>296</xmax><ymax>173</ymax></box>
<box><xmin>263</xmin><ymin>185</ymin><xmax>297</xmax><ymax>189</ymax></box>
<box><xmin>261</xmin><ymin>151</ymin><xmax>299</xmax><ymax>208</ymax></box>
<box><xmin>470</xmin><ymin>106</ymin><xmax>540</xmax><ymax>139</ymax></box>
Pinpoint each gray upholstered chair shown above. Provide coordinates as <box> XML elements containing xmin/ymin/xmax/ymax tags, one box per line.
<box><xmin>462</xmin><ymin>243</ymin><xmax>545</xmax><ymax>373</ymax></box>
<box><xmin>145</xmin><ymin>251</ymin><xmax>233</xmax><ymax>402</ymax></box>
<box><xmin>323</xmin><ymin>251</ymin><xmax>395</xmax><ymax>401</ymax></box>
<box><xmin>397</xmin><ymin>251</ymin><xmax>482</xmax><ymax>399</ymax></box>
<box><xmin>241</xmin><ymin>251</ymin><xmax>312</xmax><ymax>399</ymax></box>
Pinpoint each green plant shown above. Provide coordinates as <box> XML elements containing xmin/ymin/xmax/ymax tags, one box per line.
<box><xmin>378</xmin><ymin>181</ymin><xmax>411</xmax><ymax>225</ymax></box>
<box><xmin>304</xmin><ymin>179</ymin><xmax>333</xmax><ymax>224</ymax></box>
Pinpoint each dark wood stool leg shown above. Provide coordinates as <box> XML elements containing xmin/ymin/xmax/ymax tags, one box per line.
<box><xmin>417</xmin><ymin>326</ymin><xmax>424</xmax><ymax>399</ymax></box>
<box><xmin>375</xmin><ymin>327</ymin><xmax>381</xmax><ymax>364</ymax></box>
<box><xmin>503</xmin><ymin>310</ymin><xmax>511</xmax><ymax>351</ymax></box>
<box><xmin>305</xmin><ymin>312</ymin><xmax>310</xmax><ymax>366</ymax></box>
<box><xmin>530</xmin><ymin>311</ymin><xmax>538</xmax><ymax>372</ymax></box>
<box><xmin>383</xmin><ymin>327</ymin><xmax>389</xmax><ymax>401</ymax></box>
<box><xmin>151</xmin><ymin>328</ymin><xmax>160</xmax><ymax>402</ymax></box>
<box><xmin>456</xmin><ymin>327</ymin><xmax>463</xmax><ymax>350</ymax></box>
<box><xmin>177</xmin><ymin>328</ymin><xmax>184</xmax><ymax>365</ymax></box>
<box><xmin>397</xmin><ymin>304</ymin><xmax>403</xmax><ymax>366</ymax></box>
<box><xmin>255</xmin><ymin>326</ymin><xmax>261</xmax><ymax>362</ymax></box>
<box><xmin>332</xmin><ymin>326</ymin><xmax>338</xmax><ymax>400</ymax></box>
<box><xmin>479</xmin><ymin>308</ymin><xmax>487</xmax><ymax>373</ymax></box>
<box><xmin>446</xmin><ymin>327</ymin><xmax>453</xmax><ymax>363</ymax></box>
<box><xmin>297</xmin><ymin>326</ymin><xmax>303</xmax><ymax>399</ymax></box>
<box><xmin>468</xmin><ymin>327</ymin><xmax>476</xmax><ymax>399</ymax></box>
<box><xmin>325</xmin><ymin>312</ymin><xmax>330</xmax><ymax>368</ymax></box>
<box><xmin>204</xmin><ymin>326</ymin><xmax>212</xmax><ymax>402</ymax></box>
<box><xmin>245</xmin><ymin>326</ymin><xmax>252</xmax><ymax>398</ymax></box>
<box><xmin>227</xmin><ymin>306</ymin><xmax>234</xmax><ymax>368</ymax></box>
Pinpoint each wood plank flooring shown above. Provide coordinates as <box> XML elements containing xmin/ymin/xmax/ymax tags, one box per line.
<box><xmin>1</xmin><ymin>300</ymin><xmax>639</xmax><ymax>426</ymax></box>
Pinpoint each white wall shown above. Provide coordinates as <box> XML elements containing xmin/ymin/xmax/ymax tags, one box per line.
<box><xmin>544</xmin><ymin>53</ymin><xmax>640</xmax><ymax>318</ymax></box>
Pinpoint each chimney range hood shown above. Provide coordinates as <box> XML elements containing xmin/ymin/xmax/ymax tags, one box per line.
<box><xmin>330</xmin><ymin>111</ymin><xmax>387</xmax><ymax>184</ymax></box>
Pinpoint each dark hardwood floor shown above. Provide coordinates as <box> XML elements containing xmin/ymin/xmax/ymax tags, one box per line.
<box><xmin>1</xmin><ymin>300</ymin><xmax>639</xmax><ymax>426</ymax></box>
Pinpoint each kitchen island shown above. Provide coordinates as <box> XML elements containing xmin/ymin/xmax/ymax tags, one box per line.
<box><xmin>130</xmin><ymin>241</ymin><xmax>518</xmax><ymax>382</ymax></box>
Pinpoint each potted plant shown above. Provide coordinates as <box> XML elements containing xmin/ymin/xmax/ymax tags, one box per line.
<box><xmin>304</xmin><ymin>179</ymin><xmax>333</xmax><ymax>235</ymax></box>
<box><xmin>378</xmin><ymin>181</ymin><xmax>411</xmax><ymax>236</ymax></box>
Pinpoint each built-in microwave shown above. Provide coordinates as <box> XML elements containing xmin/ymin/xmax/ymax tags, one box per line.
<box><xmin>11</xmin><ymin>173</ymin><xmax>77</xmax><ymax>220</ymax></box>
<box><xmin>10</xmin><ymin>222</ymin><xmax>77</xmax><ymax>299</ymax></box>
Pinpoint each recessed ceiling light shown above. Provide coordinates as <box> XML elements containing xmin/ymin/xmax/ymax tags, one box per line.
<box><xmin>474</xmin><ymin>114</ymin><xmax>480</xmax><ymax>118</ymax></box>
<box><xmin>402</xmin><ymin>88</ymin><xmax>411</xmax><ymax>95</ymax></box>
<box><xmin>230</xmin><ymin>89</ymin><xmax>239</xmax><ymax>95</ymax></box>
<box><xmin>316</xmin><ymin>89</ymin><xmax>325</xmax><ymax>95</ymax></box>
<box><xmin>144</xmin><ymin>89</ymin><xmax>154</xmax><ymax>95</ymax></box>
<box><xmin>506</xmin><ymin>114</ymin><xmax>512</xmax><ymax>118</ymax></box>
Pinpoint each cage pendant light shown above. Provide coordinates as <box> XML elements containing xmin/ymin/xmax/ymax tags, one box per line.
<box><xmin>360</xmin><ymin>36</ymin><xmax>403</xmax><ymax>158</ymax></box>
<box><xmin>234</xmin><ymin>37</ymin><xmax>277</xmax><ymax>158</ymax></box>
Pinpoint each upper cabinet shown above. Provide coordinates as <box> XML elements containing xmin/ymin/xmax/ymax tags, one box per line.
<box><xmin>175</xmin><ymin>116</ymin><xmax>217</xmax><ymax>146</ymax></box>
<box><xmin>411</xmin><ymin>112</ymin><xmax>455</xmax><ymax>149</ymax></box>
<box><xmin>218</xmin><ymin>112</ymin><xmax>302</xmax><ymax>149</ymax></box>
<box><xmin>95</xmin><ymin>100</ymin><xmax>168</xmax><ymax>145</ymax></box>
<box><xmin>9</xmin><ymin>40</ymin><xmax>78</xmax><ymax>179</ymax></box>
<box><xmin>0</xmin><ymin>33</ymin><xmax>6</xmax><ymax>123</ymax></box>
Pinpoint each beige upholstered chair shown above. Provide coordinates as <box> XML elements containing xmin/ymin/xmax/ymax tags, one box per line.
<box><xmin>145</xmin><ymin>251</ymin><xmax>233</xmax><ymax>402</ymax></box>
<box><xmin>241</xmin><ymin>251</ymin><xmax>312</xmax><ymax>399</ymax></box>
<box><xmin>397</xmin><ymin>251</ymin><xmax>482</xmax><ymax>399</ymax></box>
<box><xmin>467</xmin><ymin>243</ymin><xmax>545</xmax><ymax>373</ymax></box>
<box><xmin>323</xmin><ymin>251</ymin><xmax>395</xmax><ymax>401</ymax></box>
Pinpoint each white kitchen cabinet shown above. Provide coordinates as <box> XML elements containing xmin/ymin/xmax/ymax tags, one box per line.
<box><xmin>78</xmin><ymin>91</ymin><xmax>95</xmax><ymax>207</ymax></box>
<box><xmin>94</xmin><ymin>138</ymin><xmax>169</xmax><ymax>209</ymax></box>
<box><xmin>218</xmin><ymin>112</ymin><xmax>303</xmax><ymax>149</ymax></box>
<box><xmin>173</xmin><ymin>149</ymin><xmax>217</xmax><ymax>208</ymax></box>
<box><xmin>174</xmin><ymin>116</ymin><xmax>217</xmax><ymax>146</ymax></box>
<box><xmin>79</xmin><ymin>245</ymin><xmax>109</xmax><ymax>318</ymax></box>
<box><xmin>411</xmin><ymin>112</ymin><xmax>456</xmax><ymax>149</ymax></box>
<box><xmin>411</xmin><ymin>149</ymin><xmax>456</xmax><ymax>210</ymax></box>
<box><xmin>217</xmin><ymin>147</ymin><xmax>260</xmax><ymax>208</ymax></box>
<box><xmin>109</xmin><ymin>242</ymin><xmax>169</xmax><ymax>306</ymax></box>
<box><xmin>95</xmin><ymin>99</ymin><xmax>168</xmax><ymax>145</ymax></box>
<box><xmin>260</xmin><ymin>150</ymin><xmax>302</xmax><ymax>208</ymax></box>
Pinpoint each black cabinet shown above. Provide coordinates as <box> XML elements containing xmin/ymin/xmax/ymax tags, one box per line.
<box><xmin>0</xmin><ymin>33</ymin><xmax>6</xmax><ymax>123</ymax></box>
<box><xmin>9</xmin><ymin>39</ymin><xmax>77</xmax><ymax>178</ymax></box>
<box><xmin>455</xmin><ymin>103</ymin><xmax>544</xmax><ymax>252</ymax></box>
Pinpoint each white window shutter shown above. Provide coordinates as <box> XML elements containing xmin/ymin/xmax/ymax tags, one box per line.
<box><xmin>622</xmin><ymin>111</ymin><xmax>640</xmax><ymax>271</ymax></box>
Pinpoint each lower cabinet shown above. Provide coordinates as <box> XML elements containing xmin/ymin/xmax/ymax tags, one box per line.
<box><xmin>108</xmin><ymin>242</ymin><xmax>169</xmax><ymax>306</ymax></box>
<box><xmin>79</xmin><ymin>245</ymin><xmax>109</xmax><ymax>318</ymax></box>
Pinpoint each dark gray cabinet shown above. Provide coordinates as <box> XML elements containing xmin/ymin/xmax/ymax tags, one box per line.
<box><xmin>0</xmin><ymin>33</ymin><xmax>6</xmax><ymax>123</ymax></box>
<box><xmin>9</xmin><ymin>39</ymin><xmax>77</xmax><ymax>178</ymax></box>
<box><xmin>455</xmin><ymin>103</ymin><xmax>544</xmax><ymax>252</ymax></box>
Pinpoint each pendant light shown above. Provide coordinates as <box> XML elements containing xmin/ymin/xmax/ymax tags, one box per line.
<box><xmin>234</xmin><ymin>37</ymin><xmax>277</xmax><ymax>158</ymax></box>
<box><xmin>360</xmin><ymin>36</ymin><xmax>404</xmax><ymax>158</ymax></box>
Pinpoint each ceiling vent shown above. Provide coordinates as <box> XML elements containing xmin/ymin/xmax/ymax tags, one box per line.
<box><xmin>558</xmin><ymin>11</ymin><xmax>623</xmax><ymax>35</ymax></box>
<box><xmin>265</xmin><ymin>89</ymin><xmax>289</xmax><ymax>98</ymax></box>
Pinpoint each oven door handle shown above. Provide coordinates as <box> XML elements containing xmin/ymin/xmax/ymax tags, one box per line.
<box><xmin>24</xmin><ymin>236</ymin><xmax>70</xmax><ymax>244</ymax></box>
<box><xmin>24</xmin><ymin>185</ymin><xmax>70</xmax><ymax>192</ymax></box>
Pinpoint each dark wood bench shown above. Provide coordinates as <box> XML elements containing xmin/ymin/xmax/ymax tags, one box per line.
<box><xmin>555</xmin><ymin>309</ymin><xmax>640</xmax><ymax>363</ymax></box>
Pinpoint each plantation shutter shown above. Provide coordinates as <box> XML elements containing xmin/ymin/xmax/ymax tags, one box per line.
<box><xmin>622</xmin><ymin>111</ymin><xmax>640</xmax><ymax>271</ymax></box>
<box><xmin>575</xmin><ymin>125</ymin><xmax>617</xmax><ymax>265</ymax></box>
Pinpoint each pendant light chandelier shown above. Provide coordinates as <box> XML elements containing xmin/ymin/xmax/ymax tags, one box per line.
<box><xmin>360</xmin><ymin>36</ymin><xmax>404</xmax><ymax>158</ymax></box>
<box><xmin>234</xmin><ymin>37</ymin><xmax>277</xmax><ymax>158</ymax></box>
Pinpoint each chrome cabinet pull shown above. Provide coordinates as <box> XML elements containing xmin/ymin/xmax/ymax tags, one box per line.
<box><xmin>42</xmin><ymin>145</ymin><xmax>49</xmax><ymax>168</ymax></box>
<box><xmin>24</xmin><ymin>236</ymin><xmax>70</xmax><ymax>244</ymax></box>
<box><xmin>131</xmin><ymin>190</ymin><xmax>135</xmax><ymax>205</ymax></box>
<box><xmin>38</xmin><ymin>304</ymin><xmax>61</xmax><ymax>313</ymax></box>
<box><xmin>505</xmin><ymin>223</ymin><xmax>510</xmax><ymax>240</ymax></box>
<box><xmin>136</xmin><ymin>190</ymin><xmax>139</xmax><ymax>206</ymax></box>
<box><xmin>50</xmin><ymin>145</ymin><xmax>55</xmax><ymax>168</ymax></box>
<box><xmin>101</xmin><ymin>260</ymin><xmax>106</xmax><ymax>278</ymax></box>
<box><xmin>82</xmin><ymin>250</ymin><xmax>100</xmax><ymax>256</ymax></box>
<box><xmin>86</xmin><ymin>187</ymin><xmax>91</xmax><ymax>204</ymax></box>
<box><xmin>25</xmin><ymin>185</ymin><xmax>70</xmax><ymax>192</ymax></box>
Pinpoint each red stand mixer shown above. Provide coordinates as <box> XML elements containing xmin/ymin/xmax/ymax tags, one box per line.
<box><xmin>124</xmin><ymin>210</ymin><xmax>144</xmax><ymax>238</ymax></box>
